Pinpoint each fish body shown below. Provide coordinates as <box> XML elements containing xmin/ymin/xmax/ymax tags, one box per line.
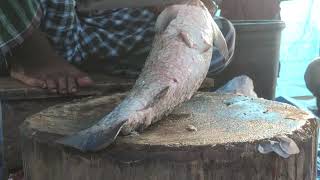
<box><xmin>57</xmin><ymin>0</ymin><xmax>228</xmax><ymax>152</ymax></box>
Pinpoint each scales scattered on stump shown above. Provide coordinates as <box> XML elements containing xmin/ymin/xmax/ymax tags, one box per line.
<box><xmin>20</xmin><ymin>92</ymin><xmax>317</xmax><ymax>180</ymax></box>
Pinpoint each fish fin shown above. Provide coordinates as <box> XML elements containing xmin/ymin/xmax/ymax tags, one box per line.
<box><xmin>138</xmin><ymin>108</ymin><xmax>153</xmax><ymax>131</ymax></box>
<box><xmin>56</xmin><ymin>118</ymin><xmax>127</xmax><ymax>152</ymax></box>
<box><xmin>122</xmin><ymin>107</ymin><xmax>154</xmax><ymax>134</ymax></box>
<box><xmin>121</xmin><ymin>86</ymin><xmax>170</xmax><ymax>134</ymax></box>
<box><xmin>212</xmin><ymin>22</ymin><xmax>229</xmax><ymax>61</ymax></box>
<box><xmin>179</xmin><ymin>31</ymin><xmax>195</xmax><ymax>48</ymax></box>
<box><xmin>144</xmin><ymin>86</ymin><xmax>170</xmax><ymax>109</ymax></box>
<box><xmin>201</xmin><ymin>33</ymin><xmax>213</xmax><ymax>53</ymax></box>
<box><xmin>155</xmin><ymin>6</ymin><xmax>180</xmax><ymax>33</ymax></box>
<box><xmin>180</xmin><ymin>31</ymin><xmax>214</xmax><ymax>52</ymax></box>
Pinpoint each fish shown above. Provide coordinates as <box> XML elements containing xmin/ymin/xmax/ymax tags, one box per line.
<box><xmin>57</xmin><ymin>0</ymin><xmax>229</xmax><ymax>152</ymax></box>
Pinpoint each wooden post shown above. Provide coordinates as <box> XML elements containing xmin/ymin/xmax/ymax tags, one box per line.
<box><xmin>20</xmin><ymin>92</ymin><xmax>318</xmax><ymax>180</ymax></box>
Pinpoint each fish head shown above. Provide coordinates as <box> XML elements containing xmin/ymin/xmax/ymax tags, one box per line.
<box><xmin>185</xmin><ymin>0</ymin><xmax>229</xmax><ymax>60</ymax></box>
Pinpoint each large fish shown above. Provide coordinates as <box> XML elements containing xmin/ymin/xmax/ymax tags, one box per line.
<box><xmin>57</xmin><ymin>0</ymin><xmax>229</xmax><ymax>152</ymax></box>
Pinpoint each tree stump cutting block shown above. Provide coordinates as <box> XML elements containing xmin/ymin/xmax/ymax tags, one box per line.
<box><xmin>20</xmin><ymin>92</ymin><xmax>318</xmax><ymax>180</ymax></box>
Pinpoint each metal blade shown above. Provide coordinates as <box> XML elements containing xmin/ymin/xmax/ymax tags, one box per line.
<box><xmin>77</xmin><ymin>0</ymin><xmax>190</xmax><ymax>11</ymax></box>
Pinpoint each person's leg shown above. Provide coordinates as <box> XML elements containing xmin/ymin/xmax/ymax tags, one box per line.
<box><xmin>41</xmin><ymin>0</ymin><xmax>220</xmax><ymax>67</ymax></box>
<box><xmin>45</xmin><ymin>7</ymin><xmax>157</xmax><ymax>61</ymax></box>
<box><xmin>9</xmin><ymin>28</ymin><xmax>93</xmax><ymax>94</ymax></box>
<box><xmin>1</xmin><ymin>0</ymin><xmax>93</xmax><ymax>94</ymax></box>
<box><xmin>35</xmin><ymin>0</ymin><xmax>233</xmax><ymax>89</ymax></box>
<box><xmin>38</xmin><ymin>0</ymin><xmax>157</xmax><ymax>77</ymax></box>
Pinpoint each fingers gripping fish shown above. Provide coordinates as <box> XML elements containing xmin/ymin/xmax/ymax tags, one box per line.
<box><xmin>57</xmin><ymin>0</ymin><xmax>229</xmax><ymax>152</ymax></box>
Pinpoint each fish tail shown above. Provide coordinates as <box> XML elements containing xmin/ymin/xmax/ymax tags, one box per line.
<box><xmin>56</xmin><ymin>118</ymin><xmax>127</xmax><ymax>152</ymax></box>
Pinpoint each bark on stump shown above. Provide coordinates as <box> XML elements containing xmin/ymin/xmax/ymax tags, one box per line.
<box><xmin>20</xmin><ymin>92</ymin><xmax>318</xmax><ymax>180</ymax></box>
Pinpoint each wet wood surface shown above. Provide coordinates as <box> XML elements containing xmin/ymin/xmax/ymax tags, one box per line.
<box><xmin>20</xmin><ymin>92</ymin><xmax>318</xmax><ymax>180</ymax></box>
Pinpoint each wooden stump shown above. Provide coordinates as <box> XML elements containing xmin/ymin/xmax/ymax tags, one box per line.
<box><xmin>20</xmin><ymin>92</ymin><xmax>318</xmax><ymax>180</ymax></box>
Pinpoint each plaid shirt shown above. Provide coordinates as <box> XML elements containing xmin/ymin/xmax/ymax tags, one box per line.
<box><xmin>1</xmin><ymin>0</ymin><xmax>235</xmax><ymax>75</ymax></box>
<box><xmin>40</xmin><ymin>0</ymin><xmax>157</xmax><ymax>63</ymax></box>
<box><xmin>0</xmin><ymin>0</ymin><xmax>42</xmax><ymax>70</ymax></box>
